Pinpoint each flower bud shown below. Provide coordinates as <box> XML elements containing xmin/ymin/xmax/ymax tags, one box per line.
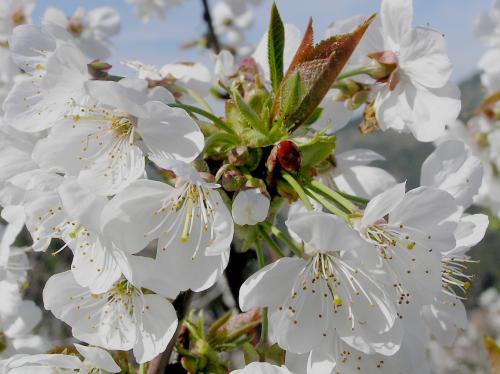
<box><xmin>238</xmin><ymin>57</ymin><xmax>260</xmax><ymax>83</ymax></box>
<box><xmin>232</xmin><ymin>188</ymin><xmax>270</xmax><ymax>226</ymax></box>
<box><xmin>335</xmin><ymin>79</ymin><xmax>363</xmax><ymax>99</ymax></box>
<box><xmin>221</xmin><ymin>169</ymin><xmax>247</xmax><ymax>191</ymax></box>
<box><xmin>181</xmin><ymin>356</ymin><xmax>201</xmax><ymax>373</ymax></box>
<box><xmin>367</xmin><ymin>51</ymin><xmax>398</xmax><ymax>83</ymax></box>
<box><xmin>277</xmin><ymin>140</ymin><xmax>301</xmax><ymax>173</ymax></box>
<box><xmin>228</xmin><ymin>146</ymin><xmax>249</xmax><ymax>166</ymax></box>
<box><xmin>87</xmin><ymin>60</ymin><xmax>113</xmax><ymax>80</ymax></box>
<box><xmin>245</xmin><ymin>147</ymin><xmax>263</xmax><ymax>171</ymax></box>
<box><xmin>346</xmin><ymin>90</ymin><xmax>369</xmax><ymax>110</ymax></box>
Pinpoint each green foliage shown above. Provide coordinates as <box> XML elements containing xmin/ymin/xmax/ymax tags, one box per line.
<box><xmin>233</xmin><ymin>89</ymin><xmax>270</xmax><ymax>135</ymax></box>
<box><xmin>178</xmin><ymin>310</ymin><xmax>261</xmax><ymax>373</ymax></box>
<box><xmin>280</xmin><ymin>71</ymin><xmax>304</xmax><ymax>121</ymax></box>
<box><xmin>267</xmin><ymin>3</ymin><xmax>285</xmax><ymax>92</ymax></box>
<box><xmin>271</xmin><ymin>15</ymin><xmax>375</xmax><ymax>131</ymax></box>
<box><xmin>295</xmin><ymin>132</ymin><xmax>336</xmax><ymax>171</ymax></box>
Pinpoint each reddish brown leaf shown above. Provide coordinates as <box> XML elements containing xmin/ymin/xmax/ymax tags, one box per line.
<box><xmin>273</xmin><ymin>14</ymin><xmax>376</xmax><ymax>130</ymax></box>
<box><xmin>283</xmin><ymin>18</ymin><xmax>314</xmax><ymax>82</ymax></box>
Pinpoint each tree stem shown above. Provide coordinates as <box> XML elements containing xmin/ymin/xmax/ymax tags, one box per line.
<box><xmin>260</xmin><ymin>222</ymin><xmax>302</xmax><ymax>257</ymax></box>
<box><xmin>258</xmin><ymin>225</ymin><xmax>285</xmax><ymax>258</ymax></box>
<box><xmin>309</xmin><ymin>179</ymin><xmax>356</xmax><ymax>212</ymax></box>
<box><xmin>282</xmin><ymin>173</ymin><xmax>313</xmax><ymax>211</ymax></box>
<box><xmin>335</xmin><ymin>66</ymin><xmax>373</xmax><ymax>81</ymax></box>
<box><xmin>254</xmin><ymin>240</ymin><xmax>268</xmax><ymax>346</ymax></box>
<box><xmin>201</xmin><ymin>0</ymin><xmax>221</xmax><ymax>53</ymax></box>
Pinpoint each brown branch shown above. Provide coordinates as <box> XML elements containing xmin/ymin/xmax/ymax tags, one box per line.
<box><xmin>147</xmin><ymin>291</ymin><xmax>193</xmax><ymax>374</ymax></box>
<box><xmin>201</xmin><ymin>0</ymin><xmax>221</xmax><ymax>54</ymax></box>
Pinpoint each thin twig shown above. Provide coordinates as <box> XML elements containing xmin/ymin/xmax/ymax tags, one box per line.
<box><xmin>201</xmin><ymin>0</ymin><xmax>221</xmax><ymax>53</ymax></box>
<box><xmin>147</xmin><ymin>291</ymin><xmax>193</xmax><ymax>374</ymax></box>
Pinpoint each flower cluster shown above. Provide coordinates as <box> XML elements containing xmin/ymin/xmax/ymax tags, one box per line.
<box><xmin>0</xmin><ymin>0</ymin><xmax>494</xmax><ymax>373</ymax></box>
<box><xmin>436</xmin><ymin>0</ymin><xmax>500</xmax><ymax>220</ymax></box>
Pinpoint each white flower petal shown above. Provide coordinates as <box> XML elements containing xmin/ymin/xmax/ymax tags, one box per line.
<box><xmin>71</xmin><ymin>236</ymin><xmax>122</xmax><ymax>293</ymax></box>
<box><xmin>381</xmin><ymin>0</ymin><xmax>413</xmax><ymax>49</ymax></box>
<box><xmin>422</xmin><ymin>292</ymin><xmax>467</xmax><ymax>347</ymax></box>
<box><xmin>361</xmin><ymin>182</ymin><xmax>406</xmax><ymax>227</ymax></box>
<box><xmin>334</xmin><ymin>165</ymin><xmax>397</xmax><ymax>200</ymax></box>
<box><xmin>231</xmin><ymin>362</ymin><xmax>294</xmax><ymax>374</ymax></box>
<box><xmin>286</xmin><ymin>211</ymin><xmax>365</xmax><ymax>253</ymax></box>
<box><xmin>400</xmin><ymin>27</ymin><xmax>452</xmax><ymax>88</ymax></box>
<box><xmin>156</xmin><ymin>217</ymin><xmax>230</xmax><ymax>292</ymax></box>
<box><xmin>43</xmin><ymin>271</ymin><xmax>137</xmax><ymax>351</ymax></box>
<box><xmin>421</xmin><ymin>140</ymin><xmax>483</xmax><ymax>208</ymax></box>
<box><xmin>74</xmin><ymin>344</ymin><xmax>121</xmax><ymax>373</ymax></box>
<box><xmin>389</xmin><ymin>187</ymin><xmax>458</xmax><ymax>253</ymax></box>
<box><xmin>140</xmin><ymin>101</ymin><xmax>204</xmax><ymax>164</ymax></box>
<box><xmin>57</xmin><ymin>178</ymin><xmax>107</xmax><ymax>233</ymax></box>
<box><xmin>132</xmin><ymin>294</ymin><xmax>178</xmax><ymax>364</ymax></box>
<box><xmin>101</xmin><ymin>179</ymin><xmax>175</xmax><ymax>254</ymax></box>
<box><xmin>88</xmin><ymin>7</ymin><xmax>121</xmax><ymax>36</ymax></box>
<box><xmin>232</xmin><ymin>189</ymin><xmax>270</xmax><ymax>226</ymax></box>
<box><xmin>239</xmin><ymin>257</ymin><xmax>305</xmax><ymax>311</ymax></box>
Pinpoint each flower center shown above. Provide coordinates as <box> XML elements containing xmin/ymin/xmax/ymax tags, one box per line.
<box><xmin>110</xmin><ymin>115</ymin><xmax>137</xmax><ymax>140</ymax></box>
<box><xmin>147</xmin><ymin>182</ymin><xmax>219</xmax><ymax>258</ymax></box>
<box><xmin>310</xmin><ymin>253</ymin><xmax>344</xmax><ymax>307</ymax></box>
<box><xmin>67</xmin><ymin>18</ymin><xmax>84</xmax><ymax>37</ymax></box>
<box><xmin>11</xmin><ymin>9</ymin><xmax>27</xmax><ymax>26</ymax></box>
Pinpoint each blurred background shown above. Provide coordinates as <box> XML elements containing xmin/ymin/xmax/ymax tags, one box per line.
<box><xmin>14</xmin><ymin>1</ymin><xmax>500</xmax><ymax>373</ymax></box>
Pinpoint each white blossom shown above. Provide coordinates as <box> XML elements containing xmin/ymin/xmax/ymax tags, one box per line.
<box><xmin>240</xmin><ymin>211</ymin><xmax>400</xmax><ymax>355</ymax></box>
<box><xmin>125</xmin><ymin>0</ymin><xmax>185</xmax><ymax>22</ymax></box>
<box><xmin>43</xmin><ymin>271</ymin><xmax>178</xmax><ymax>364</ymax></box>
<box><xmin>32</xmin><ymin>79</ymin><xmax>204</xmax><ymax>196</ymax></box>
<box><xmin>42</xmin><ymin>6</ymin><xmax>121</xmax><ymax>60</ymax></box>
<box><xmin>101</xmin><ymin>161</ymin><xmax>234</xmax><ymax>293</ymax></box>
<box><xmin>328</xmin><ymin>0</ymin><xmax>461</xmax><ymax>141</ymax></box>
<box><xmin>1</xmin><ymin>344</ymin><xmax>120</xmax><ymax>373</ymax></box>
<box><xmin>0</xmin><ymin>0</ymin><xmax>35</xmax><ymax>41</ymax></box>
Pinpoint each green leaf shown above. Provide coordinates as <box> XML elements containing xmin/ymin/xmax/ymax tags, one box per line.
<box><xmin>207</xmin><ymin>311</ymin><xmax>233</xmax><ymax>341</ymax></box>
<box><xmin>303</xmin><ymin>107</ymin><xmax>323</xmax><ymax>125</ymax></box>
<box><xmin>242</xmin><ymin>342</ymin><xmax>260</xmax><ymax>364</ymax></box>
<box><xmin>203</xmin><ymin>132</ymin><xmax>240</xmax><ymax>155</ymax></box>
<box><xmin>267</xmin><ymin>3</ymin><xmax>285</xmax><ymax>92</ymax></box>
<box><xmin>280</xmin><ymin>71</ymin><xmax>304</xmax><ymax>120</ymax></box>
<box><xmin>241</xmin><ymin>227</ymin><xmax>258</xmax><ymax>252</ymax></box>
<box><xmin>233</xmin><ymin>89</ymin><xmax>268</xmax><ymax>135</ymax></box>
<box><xmin>296</xmin><ymin>133</ymin><xmax>336</xmax><ymax>171</ymax></box>
<box><xmin>261</xmin><ymin>343</ymin><xmax>285</xmax><ymax>365</ymax></box>
<box><xmin>169</xmin><ymin>102</ymin><xmax>236</xmax><ymax>135</ymax></box>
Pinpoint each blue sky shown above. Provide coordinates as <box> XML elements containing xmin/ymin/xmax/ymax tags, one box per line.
<box><xmin>33</xmin><ymin>0</ymin><xmax>492</xmax><ymax>82</ymax></box>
